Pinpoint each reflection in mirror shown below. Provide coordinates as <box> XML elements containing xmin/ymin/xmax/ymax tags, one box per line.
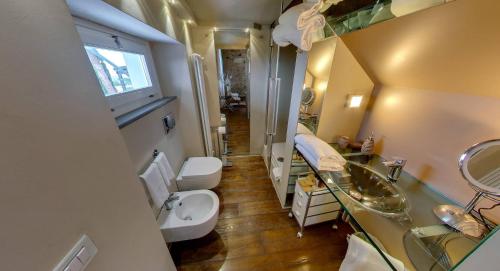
<box><xmin>297</xmin><ymin>37</ymin><xmax>337</xmax><ymax>135</ymax></box>
<box><xmin>466</xmin><ymin>144</ymin><xmax>500</xmax><ymax>184</ymax></box>
<box><xmin>460</xmin><ymin>140</ymin><xmax>500</xmax><ymax>211</ymax></box>
<box><xmin>321</xmin><ymin>0</ymin><xmax>452</xmax><ymax>38</ymax></box>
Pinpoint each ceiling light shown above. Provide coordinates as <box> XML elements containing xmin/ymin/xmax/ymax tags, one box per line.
<box><xmin>347</xmin><ymin>95</ymin><xmax>363</xmax><ymax>108</ymax></box>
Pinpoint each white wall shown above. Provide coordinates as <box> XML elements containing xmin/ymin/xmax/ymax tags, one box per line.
<box><xmin>104</xmin><ymin>0</ymin><xmax>193</xmax><ymax>44</ymax></box>
<box><xmin>358</xmin><ymin>86</ymin><xmax>500</xmax><ymax>222</ymax></box>
<box><xmin>151</xmin><ymin>42</ymin><xmax>206</xmax><ymax>158</ymax></box>
<box><xmin>249</xmin><ymin>26</ymin><xmax>272</xmax><ymax>154</ymax></box>
<box><xmin>0</xmin><ymin>1</ymin><xmax>175</xmax><ymax>270</ymax></box>
<box><xmin>120</xmin><ymin>100</ymin><xmax>186</xmax><ymax>175</ymax></box>
<box><xmin>191</xmin><ymin>26</ymin><xmax>223</xmax><ymax>128</ymax></box>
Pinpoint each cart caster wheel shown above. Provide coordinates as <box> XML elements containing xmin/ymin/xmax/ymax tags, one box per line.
<box><xmin>332</xmin><ymin>224</ymin><xmax>338</xmax><ymax>230</ymax></box>
<box><xmin>297</xmin><ymin>232</ymin><xmax>303</xmax><ymax>238</ymax></box>
<box><xmin>288</xmin><ymin>212</ymin><xmax>293</xmax><ymax>218</ymax></box>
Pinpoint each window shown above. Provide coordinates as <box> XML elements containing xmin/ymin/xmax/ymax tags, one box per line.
<box><xmin>84</xmin><ymin>46</ymin><xmax>152</xmax><ymax>96</ymax></box>
<box><xmin>75</xmin><ymin>19</ymin><xmax>162</xmax><ymax>117</ymax></box>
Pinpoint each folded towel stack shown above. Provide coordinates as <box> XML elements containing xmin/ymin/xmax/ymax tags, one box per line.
<box><xmin>272</xmin><ymin>1</ymin><xmax>326</xmax><ymax>51</ymax></box>
<box><xmin>297</xmin><ymin>122</ymin><xmax>314</xmax><ymax>135</ymax></box>
<box><xmin>295</xmin><ymin>134</ymin><xmax>346</xmax><ymax>171</ymax></box>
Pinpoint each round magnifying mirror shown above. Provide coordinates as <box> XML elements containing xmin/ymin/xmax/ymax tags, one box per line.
<box><xmin>434</xmin><ymin>139</ymin><xmax>499</xmax><ymax>237</ymax></box>
<box><xmin>301</xmin><ymin>88</ymin><xmax>315</xmax><ymax>106</ymax></box>
<box><xmin>459</xmin><ymin>139</ymin><xmax>500</xmax><ymax>202</ymax></box>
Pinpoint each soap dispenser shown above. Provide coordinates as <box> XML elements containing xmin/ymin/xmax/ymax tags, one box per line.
<box><xmin>361</xmin><ymin>132</ymin><xmax>375</xmax><ymax>155</ymax></box>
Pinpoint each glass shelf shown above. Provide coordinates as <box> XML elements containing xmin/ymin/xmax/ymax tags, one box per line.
<box><xmin>294</xmin><ymin>146</ymin><xmax>498</xmax><ymax>271</ymax></box>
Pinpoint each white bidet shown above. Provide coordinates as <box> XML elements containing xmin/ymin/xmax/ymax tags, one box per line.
<box><xmin>158</xmin><ymin>190</ymin><xmax>219</xmax><ymax>242</ymax></box>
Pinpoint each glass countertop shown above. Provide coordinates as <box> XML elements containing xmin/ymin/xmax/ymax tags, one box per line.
<box><xmin>294</xmin><ymin>147</ymin><xmax>498</xmax><ymax>271</ymax></box>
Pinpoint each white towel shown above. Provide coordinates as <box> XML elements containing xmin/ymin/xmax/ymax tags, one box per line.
<box><xmin>318</xmin><ymin>0</ymin><xmax>344</xmax><ymax>12</ymax></box>
<box><xmin>297</xmin><ymin>1</ymin><xmax>324</xmax><ymax>30</ymax></box>
<box><xmin>272</xmin><ymin>23</ymin><xmax>323</xmax><ymax>51</ymax></box>
<box><xmin>295</xmin><ymin>134</ymin><xmax>346</xmax><ymax>171</ymax></box>
<box><xmin>140</xmin><ymin>163</ymin><xmax>169</xmax><ymax>209</ymax></box>
<box><xmin>340</xmin><ymin>235</ymin><xmax>405</xmax><ymax>271</ymax></box>
<box><xmin>279</xmin><ymin>3</ymin><xmax>315</xmax><ymax>28</ymax></box>
<box><xmin>300</xmin><ymin>14</ymin><xmax>326</xmax><ymax>50</ymax></box>
<box><xmin>272</xmin><ymin>24</ymin><xmax>295</xmax><ymax>47</ymax></box>
<box><xmin>153</xmin><ymin>152</ymin><xmax>175</xmax><ymax>187</ymax></box>
<box><xmin>297</xmin><ymin>144</ymin><xmax>344</xmax><ymax>171</ymax></box>
<box><xmin>297</xmin><ymin>123</ymin><xmax>314</xmax><ymax>135</ymax></box>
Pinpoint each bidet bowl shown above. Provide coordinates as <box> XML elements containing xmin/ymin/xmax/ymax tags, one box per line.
<box><xmin>159</xmin><ymin>190</ymin><xmax>219</xmax><ymax>242</ymax></box>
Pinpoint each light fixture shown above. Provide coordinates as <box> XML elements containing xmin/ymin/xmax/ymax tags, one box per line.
<box><xmin>317</xmin><ymin>81</ymin><xmax>328</xmax><ymax>92</ymax></box>
<box><xmin>347</xmin><ymin>95</ymin><xmax>363</xmax><ymax>108</ymax></box>
<box><xmin>245</xmin><ymin>28</ymin><xmax>250</xmax><ymax>33</ymax></box>
<box><xmin>186</xmin><ymin>19</ymin><xmax>193</xmax><ymax>24</ymax></box>
<box><xmin>213</xmin><ymin>27</ymin><xmax>218</xmax><ymax>31</ymax></box>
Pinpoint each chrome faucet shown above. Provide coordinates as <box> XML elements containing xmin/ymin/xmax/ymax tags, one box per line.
<box><xmin>165</xmin><ymin>193</ymin><xmax>179</xmax><ymax>210</ymax></box>
<box><xmin>383</xmin><ymin>158</ymin><xmax>407</xmax><ymax>182</ymax></box>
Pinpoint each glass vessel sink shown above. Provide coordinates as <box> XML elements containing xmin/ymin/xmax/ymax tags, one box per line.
<box><xmin>330</xmin><ymin>161</ymin><xmax>409</xmax><ymax>217</ymax></box>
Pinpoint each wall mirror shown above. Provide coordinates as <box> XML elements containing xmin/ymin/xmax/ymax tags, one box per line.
<box><xmin>320</xmin><ymin>0</ymin><xmax>453</xmax><ymax>38</ymax></box>
<box><xmin>295</xmin><ymin>35</ymin><xmax>374</xmax><ymax>150</ymax></box>
<box><xmin>297</xmin><ymin>37</ymin><xmax>338</xmax><ymax>136</ymax></box>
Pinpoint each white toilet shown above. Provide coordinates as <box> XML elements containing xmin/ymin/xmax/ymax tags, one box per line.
<box><xmin>153</xmin><ymin>152</ymin><xmax>222</xmax><ymax>191</ymax></box>
<box><xmin>140</xmin><ymin>163</ymin><xmax>219</xmax><ymax>243</ymax></box>
<box><xmin>176</xmin><ymin>157</ymin><xmax>222</xmax><ymax>191</ymax></box>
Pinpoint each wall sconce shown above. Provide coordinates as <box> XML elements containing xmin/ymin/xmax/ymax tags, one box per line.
<box><xmin>317</xmin><ymin>81</ymin><xmax>328</xmax><ymax>92</ymax></box>
<box><xmin>346</xmin><ymin>95</ymin><xmax>363</xmax><ymax>108</ymax></box>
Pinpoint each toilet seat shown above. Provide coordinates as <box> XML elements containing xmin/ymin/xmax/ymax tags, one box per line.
<box><xmin>176</xmin><ymin>157</ymin><xmax>222</xmax><ymax>190</ymax></box>
<box><xmin>179</xmin><ymin>157</ymin><xmax>222</xmax><ymax>179</ymax></box>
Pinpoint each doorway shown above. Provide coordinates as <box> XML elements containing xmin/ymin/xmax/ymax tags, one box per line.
<box><xmin>215</xmin><ymin>30</ymin><xmax>251</xmax><ymax>155</ymax></box>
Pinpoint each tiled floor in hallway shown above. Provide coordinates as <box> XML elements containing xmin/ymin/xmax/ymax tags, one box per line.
<box><xmin>171</xmin><ymin>156</ymin><xmax>352</xmax><ymax>271</ymax></box>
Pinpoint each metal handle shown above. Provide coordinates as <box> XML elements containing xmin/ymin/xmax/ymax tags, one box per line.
<box><xmin>266</xmin><ymin>77</ymin><xmax>276</xmax><ymax>135</ymax></box>
<box><xmin>272</xmin><ymin>78</ymin><xmax>281</xmax><ymax>136</ymax></box>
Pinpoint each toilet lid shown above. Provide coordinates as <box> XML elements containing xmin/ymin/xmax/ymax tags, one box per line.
<box><xmin>181</xmin><ymin>157</ymin><xmax>222</xmax><ymax>178</ymax></box>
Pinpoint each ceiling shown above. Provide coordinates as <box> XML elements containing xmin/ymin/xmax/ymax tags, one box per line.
<box><xmin>341</xmin><ymin>0</ymin><xmax>500</xmax><ymax>98</ymax></box>
<box><xmin>185</xmin><ymin>0</ymin><xmax>283</xmax><ymax>25</ymax></box>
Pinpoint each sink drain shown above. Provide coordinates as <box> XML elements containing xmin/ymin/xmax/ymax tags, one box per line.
<box><xmin>183</xmin><ymin>216</ymin><xmax>192</xmax><ymax>221</ymax></box>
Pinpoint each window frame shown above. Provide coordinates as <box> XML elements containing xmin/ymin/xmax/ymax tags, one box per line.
<box><xmin>75</xmin><ymin>19</ymin><xmax>163</xmax><ymax>117</ymax></box>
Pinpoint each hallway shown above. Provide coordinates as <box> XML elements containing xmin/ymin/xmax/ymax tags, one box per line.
<box><xmin>171</xmin><ymin>156</ymin><xmax>352</xmax><ymax>271</ymax></box>
<box><xmin>222</xmin><ymin>107</ymin><xmax>250</xmax><ymax>155</ymax></box>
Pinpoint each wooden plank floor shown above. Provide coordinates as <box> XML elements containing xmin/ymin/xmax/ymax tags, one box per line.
<box><xmin>222</xmin><ymin>106</ymin><xmax>250</xmax><ymax>155</ymax></box>
<box><xmin>171</xmin><ymin>156</ymin><xmax>353</xmax><ymax>271</ymax></box>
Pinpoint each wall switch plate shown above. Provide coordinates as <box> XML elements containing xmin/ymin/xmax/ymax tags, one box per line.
<box><xmin>53</xmin><ymin>234</ymin><xmax>98</xmax><ymax>271</ymax></box>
